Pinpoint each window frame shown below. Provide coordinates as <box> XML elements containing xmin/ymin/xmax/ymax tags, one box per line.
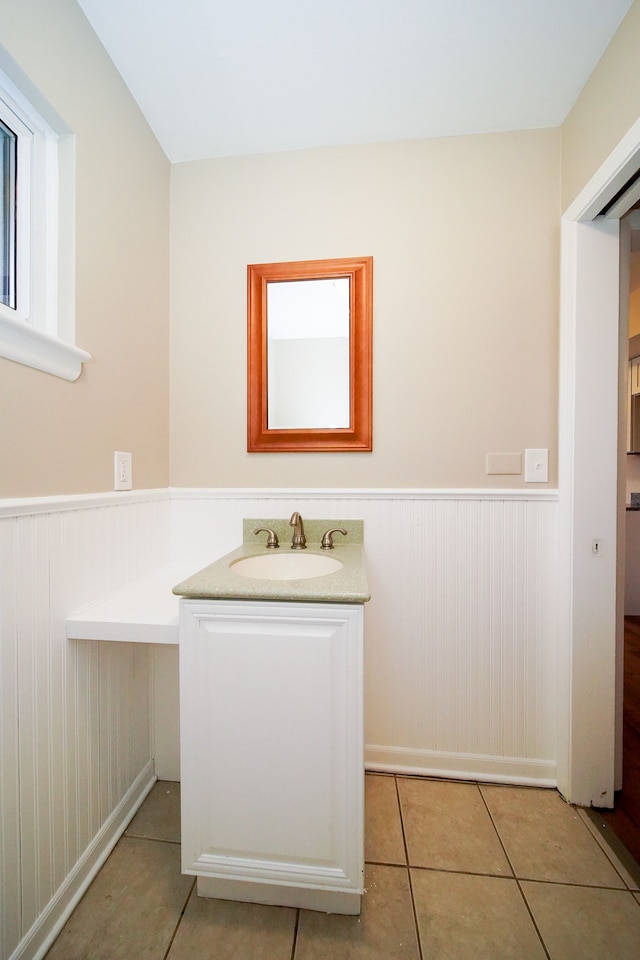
<box><xmin>0</xmin><ymin>55</ymin><xmax>90</xmax><ymax>381</ymax></box>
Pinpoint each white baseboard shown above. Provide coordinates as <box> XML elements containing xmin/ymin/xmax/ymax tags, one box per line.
<box><xmin>10</xmin><ymin>761</ymin><xmax>156</xmax><ymax>960</ymax></box>
<box><xmin>365</xmin><ymin>745</ymin><xmax>557</xmax><ymax>787</ymax></box>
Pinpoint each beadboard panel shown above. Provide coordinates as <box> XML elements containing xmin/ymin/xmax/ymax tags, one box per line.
<box><xmin>0</xmin><ymin>493</ymin><xmax>170</xmax><ymax>960</ymax></box>
<box><xmin>171</xmin><ymin>489</ymin><xmax>558</xmax><ymax>784</ymax></box>
<box><xmin>0</xmin><ymin>487</ymin><xmax>558</xmax><ymax>960</ymax></box>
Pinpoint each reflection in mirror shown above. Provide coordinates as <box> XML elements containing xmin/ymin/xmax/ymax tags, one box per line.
<box><xmin>267</xmin><ymin>278</ymin><xmax>350</xmax><ymax>429</ymax></box>
<box><xmin>247</xmin><ymin>256</ymin><xmax>372</xmax><ymax>453</ymax></box>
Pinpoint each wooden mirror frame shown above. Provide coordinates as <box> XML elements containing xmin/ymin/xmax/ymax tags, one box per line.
<box><xmin>247</xmin><ymin>256</ymin><xmax>372</xmax><ymax>452</ymax></box>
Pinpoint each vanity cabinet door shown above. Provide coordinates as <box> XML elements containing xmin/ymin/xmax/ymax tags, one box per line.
<box><xmin>179</xmin><ymin>600</ymin><xmax>364</xmax><ymax>912</ymax></box>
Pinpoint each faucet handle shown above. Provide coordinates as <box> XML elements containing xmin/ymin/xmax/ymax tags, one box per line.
<box><xmin>254</xmin><ymin>527</ymin><xmax>280</xmax><ymax>548</ymax></box>
<box><xmin>321</xmin><ymin>528</ymin><xmax>348</xmax><ymax>550</ymax></box>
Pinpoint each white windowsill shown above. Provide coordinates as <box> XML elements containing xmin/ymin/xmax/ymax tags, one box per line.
<box><xmin>0</xmin><ymin>312</ymin><xmax>91</xmax><ymax>380</ymax></box>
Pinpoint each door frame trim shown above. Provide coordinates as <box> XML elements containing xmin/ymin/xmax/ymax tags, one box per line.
<box><xmin>559</xmin><ymin>116</ymin><xmax>640</xmax><ymax>805</ymax></box>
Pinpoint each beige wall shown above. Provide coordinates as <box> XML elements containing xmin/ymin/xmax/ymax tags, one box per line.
<box><xmin>562</xmin><ymin>0</ymin><xmax>640</xmax><ymax>211</ymax></box>
<box><xmin>170</xmin><ymin>129</ymin><xmax>560</xmax><ymax>488</ymax></box>
<box><xmin>0</xmin><ymin>0</ymin><xmax>170</xmax><ymax>497</ymax></box>
<box><xmin>9</xmin><ymin>0</ymin><xmax>640</xmax><ymax>496</ymax></box>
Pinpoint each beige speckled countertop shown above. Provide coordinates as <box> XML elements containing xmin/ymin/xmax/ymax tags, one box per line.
<box><xmin>172</xmin><ymin>518</ymin><xmax>370</xmax><ymax>603</ymax></box>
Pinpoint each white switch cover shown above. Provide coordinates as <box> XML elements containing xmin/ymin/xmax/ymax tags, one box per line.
<box><xmin>114</xmin><ymin>451</ymin><xmax>132</xmax><ymax>491</ymax></box>
<box><xmin>486</xmin><ymin>453</ymin><xmax>522</xmax><ymax>475</ymax></box>
<box><xmin>525</xmin><ymin>448</ymin><xmax>548</xmax><ymax>483</ymax></box>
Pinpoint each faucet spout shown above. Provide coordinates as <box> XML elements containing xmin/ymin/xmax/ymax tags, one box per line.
<box><xmin>289</xmin><ymin>511</ymin><xmax>307</xmax><ymax>550</ymax></box>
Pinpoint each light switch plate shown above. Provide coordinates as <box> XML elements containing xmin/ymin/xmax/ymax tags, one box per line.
<box><xmin>525</xmin><ymin>448</ymin><xmax>548</xmax><ymax>483</ymax></box>
<box><xmin>486</xmin><ymin>453</ymin><xmax>522</xmax><ymax>475</ymax></box>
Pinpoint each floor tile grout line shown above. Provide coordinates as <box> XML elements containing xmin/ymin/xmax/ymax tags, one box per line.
<box><xmin>476</xmin><ymin>782</ymin><xmax>517</xmax><ymax>879</ymax></box>
<box><xmin>405</xmin><ymin>863</ymin><xmax>516</xmax><ymax>881</ymax></box>
<box><xmin>365</xmin><ymin>857</ymin><xmax>410</xmax><ymax>867</ymax></box>
<box><xmin>161</xmin><ymin>877</ymin><xmax>197</xmax><ymax>960</ymax></box>
<box><xmin>393</xmin><ymin>776</ymin><xmax>410</xmax><ymax>870</ymax></box>
<box><xmin>476</xmin><ymin>783</ymin><xmax>552</xmax><ymax>960</ymax></box>
<box><xmin>394</xmin><ymin>775</ymin><xmax>424</xmax><ymax>960</ymax></box>
<box><xmin>290</xmin><ymin>908</ymin><xmax>300</xmax><ymax>960</ymax></box>
<box><xmin>407</xmin><ymin>861</ymin><xmax>640</xmax><ymax>891</ymax></box>
<box><xmin>513</xmin><ymin>877</ymin><xmax>552</xmax><ymax>960</ymax></box>
<box><xmin>124</xmin><ymin>832</ymin><xmax>181</xmax><ymax>845</ymax></box>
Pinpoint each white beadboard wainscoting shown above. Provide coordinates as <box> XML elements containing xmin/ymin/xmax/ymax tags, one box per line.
<box><xmin>0</xmin><ymin>491</ymin><xmax>170</xmax><ymax>960</ymax></box>
<box><xmin>0</xmin><ymin>486</ymin><xmax>558</xmax><ymax>960</ymax></box>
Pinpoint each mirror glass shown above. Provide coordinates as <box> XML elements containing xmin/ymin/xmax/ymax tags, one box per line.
<box><xmin>247</xmin><ymin>256</ymin><xmax>372</xmax><ymax>452</ymax></box>
<box><xmin>267</xmin><ymin>277</ymin><xmax>350</xmax><ymax>429</ymax></box>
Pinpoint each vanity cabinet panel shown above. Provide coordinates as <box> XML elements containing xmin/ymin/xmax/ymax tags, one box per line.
<box><xmin>179</xmin><ymin>600</ymin><xmax>364</xmax><ymax>914</ymax></box>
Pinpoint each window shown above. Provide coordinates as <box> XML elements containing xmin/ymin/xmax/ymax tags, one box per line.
<box><xmin>0</xmin><ymin>116</ymin><xmax>16</xmax><ymax>310</ymax></box>
<box><xmin>0</xmin><ymin>51</ymin><xmax>89</xmax><ymax>380</ymax></box>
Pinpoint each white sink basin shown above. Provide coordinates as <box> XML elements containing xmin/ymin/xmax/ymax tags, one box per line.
<box><xmin>230</xmin><ymin>552</ymin><xmax>343</xmax><ymax>581</ymax></box>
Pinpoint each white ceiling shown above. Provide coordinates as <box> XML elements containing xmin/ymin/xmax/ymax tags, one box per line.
<box><xmin>77</xmin><ymin>0</ymin><xmax>634</xmax><ymax>164</ymax></box>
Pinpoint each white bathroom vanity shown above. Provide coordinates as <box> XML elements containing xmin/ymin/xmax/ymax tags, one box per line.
<box><xmin>173</xmin><ymin>517</ymin><xmax>369</xmax><ymax>914</ymax></box>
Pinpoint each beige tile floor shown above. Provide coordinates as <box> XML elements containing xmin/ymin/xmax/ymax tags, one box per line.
<box><xmin>45</xmin><ymin>775</ymin><xmax>640</xmax><ymax>960</ymax></box>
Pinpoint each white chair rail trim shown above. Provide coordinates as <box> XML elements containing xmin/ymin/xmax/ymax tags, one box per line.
<box><xmin>0</xmin><ymin>486</ymin><xmax>559</xmax><ymax>519</ymax></box>
<box><xmin>169</xmin><ymin>486</ymin><xmax>559</xmax><ymax>502</ymax></box>
<box><xmin>0</xmin><ymin>487</ymin><xmax>170</xmax><ymax>518</ymax></box>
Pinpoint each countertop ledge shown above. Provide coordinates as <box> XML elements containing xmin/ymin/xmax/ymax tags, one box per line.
<box><xmin>172</xmin><ymin>543</ymin><xmax>370</xmax><ymax>604</ymax></box>
<box><xmin>65</xmin><ymin>563</ymin><xmax>194</xmax><ymax>644</ymax></box>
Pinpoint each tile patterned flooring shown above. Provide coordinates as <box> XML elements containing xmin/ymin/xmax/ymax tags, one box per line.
<box><xmin>45</xmin><ymin>775</ymin><xmax>640</xmax><ymax>960</ymax></box>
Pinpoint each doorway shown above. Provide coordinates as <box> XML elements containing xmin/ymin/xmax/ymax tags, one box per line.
<box><xmin>558</xmin><ymin>116</ymin><xmax>640</xmax><ymax>809</ymax></box>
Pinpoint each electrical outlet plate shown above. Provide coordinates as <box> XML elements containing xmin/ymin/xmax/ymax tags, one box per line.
<box><xmin>114</xmin><ymin>451</ymin><xmax>132</xmax><ymax>491</ymax></box>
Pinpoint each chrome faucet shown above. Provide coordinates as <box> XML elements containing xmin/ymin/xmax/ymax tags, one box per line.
<box><xmin>289</xmin><ymin>511</ymin><xmax>306</xmax><ymax>550</ymax></box>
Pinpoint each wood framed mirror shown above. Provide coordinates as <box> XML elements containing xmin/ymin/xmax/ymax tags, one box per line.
<box><xmin>247</xmin><ymin>256</ymin><xmax>372</xmax><ymax>452</ymax></box>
